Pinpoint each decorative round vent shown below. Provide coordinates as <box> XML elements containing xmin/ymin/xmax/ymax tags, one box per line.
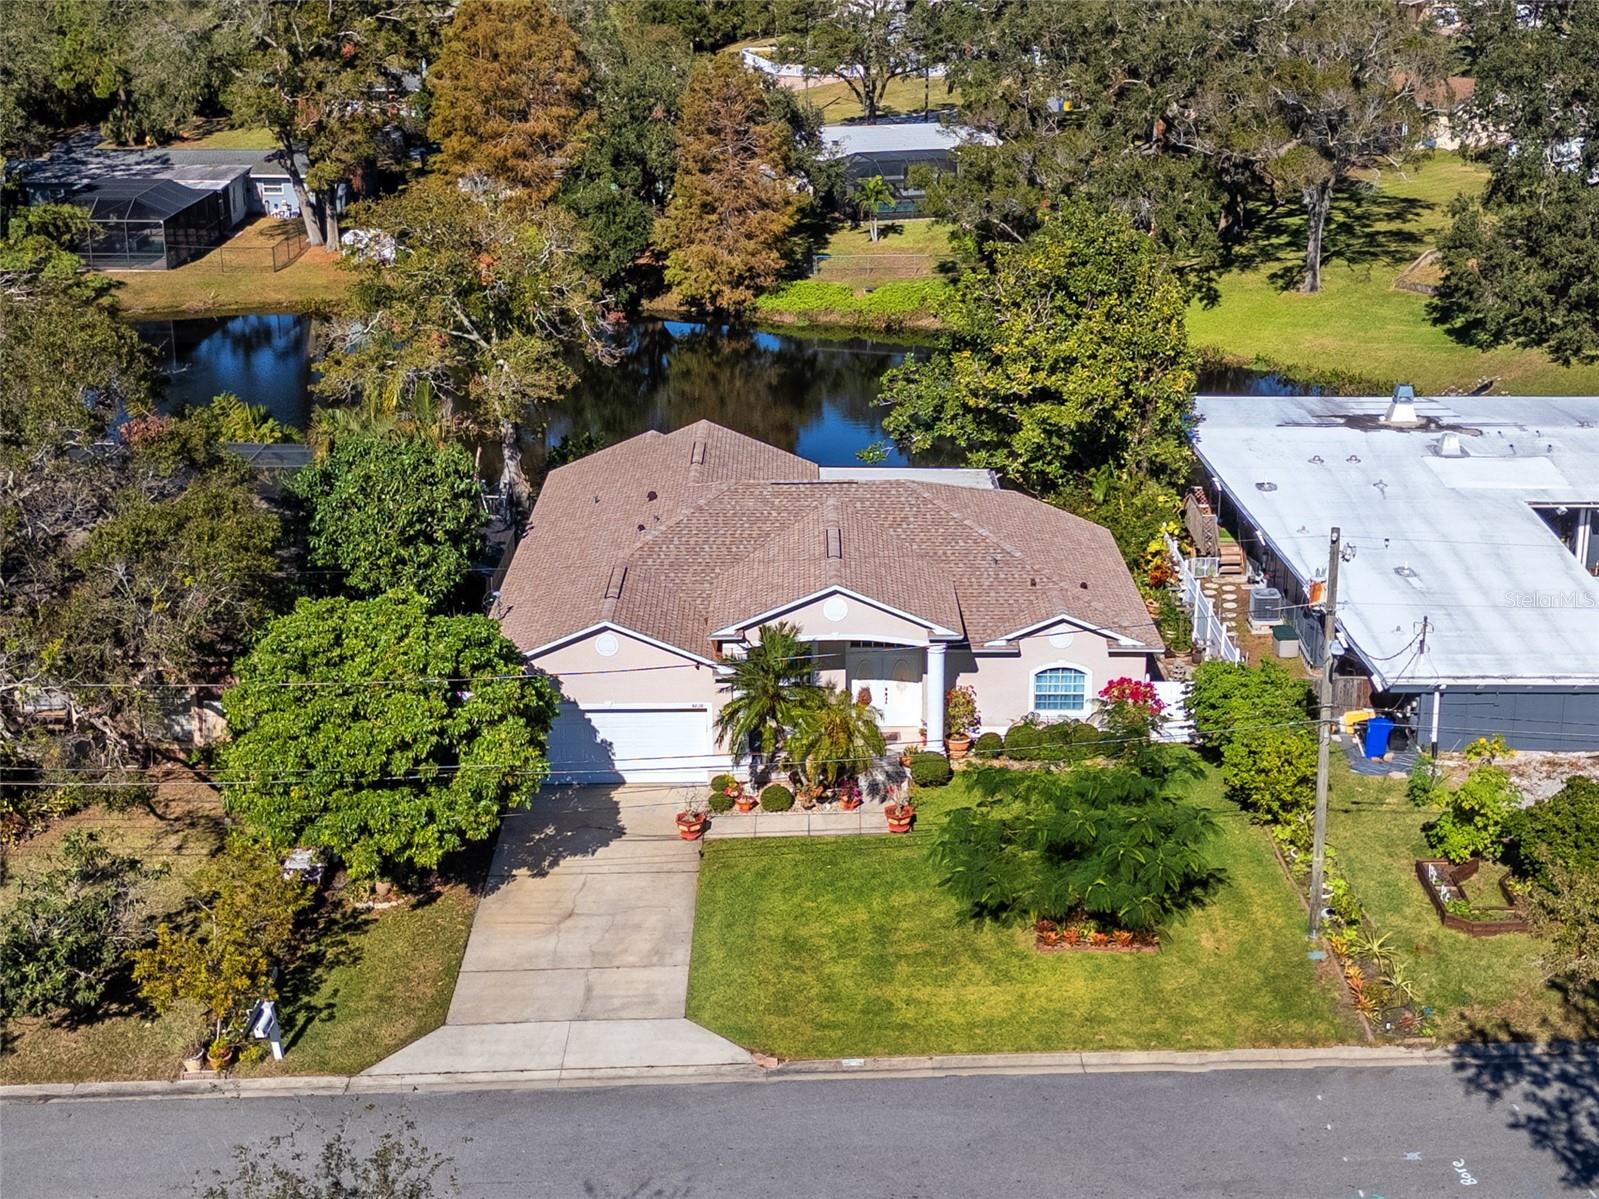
<box><xmin>1048</xmin><ymin>632</ymin><xmax>1076</xmax><ymax>649</ymax></box>
<box><xmin>822</xmin><ymin>596</ymin><xmax>850</xmax><ymax>622</ymax></box>
<box><xmin>594</xmin><ymin>633</ymin><xmax>620</xmax><ymax>657</ymax></box>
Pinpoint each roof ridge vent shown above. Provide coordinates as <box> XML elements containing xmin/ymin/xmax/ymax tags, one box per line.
<box><xmin>603</xmin><ymin>564</ymin><xmax>628</xmax><ymax>600</ymax></box>
<box><xmin>1383</xmin><ymin>384</ymin><xmax>1422</xmax><ymax>427</ymax></box>
<box><xmin>825</xmin><ymin>526</ymin><xmax>843</xmax><ymax>559</ymax></box>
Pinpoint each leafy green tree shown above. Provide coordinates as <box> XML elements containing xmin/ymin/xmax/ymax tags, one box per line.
<box><xmin>315</xmin><ymin>179</ymin><xmax>610</xmax><ymax>511</ymax></box>
<box><xmin>1502</xmin><ymin>776</ymin><xmax>1599</xmax><ymax>888</ymax></box>
<box><xmin>853</xmin><ymin>175</ymin><xmax>894</xmax><ymax>242</ymax></box>
<box><xmin>786</xmin><ymin>685</ymin><xmax>886</xmax><ymax>788</ymax></box>
<box><xmin>292</xmin><ymin>434</ymin><xmax>483</xmax><ymax>608</ymax></box>
<box><xmin>776</xmin><ymin>0</ymin><xmax>922</xmax><ymax>126</ymax></box>
<box><xmin>1425</xmin><ymin>765</ymin><xmax>1520</xmax><ymax>864</ymax></box>
<box><xmin>1187</xmin><ymin>659</ymin><xmax>1315</xmax><ymax>750</ymax></box>
<box><xmin>1220</xmin><ymin>726</ymin><xmax>1318</xmax><ymax>826</ymax></box>
<box><xmin>1522</xmin><ymin>864</ymin><xmax>1599</xmax><ymax>987</ymax></box>
<box><xmin>224</xmin><ymin>1</ymin><xmax>443</xmax><ymax>246</ymax></box>
<box><xmin>558</xmin><ymin>6</ymin><xmax>692</xmax><ymax>305</ymax></box>
<box><xmin>1431</xmin><ymin>4</ymin><xmax>1599</xmax><ymax>364</ymax></box>
<box><xmin>130</xmin><ymin>845</ymin><xmax>310</xmax><ymax>1048</ymax></box>
<box><xmin>657</xmin><ymin>53</ymin><xmax>803</xmax><ymax>313</ymax></box>
<box><xmin>429</xmin><ymin>0</ymin><xmax>591</xmax><ymax>202</ymax></box>
<box><xmin>931</xmin><ymin>758</ymin><xmax>1219</xmax><ymax>932</ymax></box>
<box><xmin>714</xmin><ymin>622</ymin><xmax>822</xmax><ymax>770</ymax></box>
<box><xmin>880</xmin><ymin>202</ymin><xmax>1195</xmax><ymax>492</ymax></box>
<box><xmin>218</xmin><ymin>592</ymin><xmax>561</xmax><ymax>881</ymax></box>
<box><xmin>0</xmin><ymin>832</ymin><xmax>151</xmax><ymax>1021</ymax></box>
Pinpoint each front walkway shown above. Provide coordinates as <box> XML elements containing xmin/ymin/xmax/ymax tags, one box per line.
<box><xmin>364</xmin><ymin>785</ymin><xmax>751</xmax><ymax>1081</ymax></box>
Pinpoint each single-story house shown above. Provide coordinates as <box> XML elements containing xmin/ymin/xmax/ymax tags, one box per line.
<box><xmin>1191</xmin><ymin>390</ymin><xmax>1599</xmax><ymax>751</ymax></box>
<box><xmin>493</xmin><ymin>421</ymin><xmax>1162</xmax><ymax>784</ymax></box>
<box><xmin>820</xmin><ymin>121</ymin><xmax>995</xmax><ymax>215</ymax></box>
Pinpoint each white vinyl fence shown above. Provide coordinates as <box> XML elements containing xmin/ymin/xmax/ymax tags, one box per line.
<box><xmin>1166</xmin><ymin>534</ymin><xmax>1244</xmax><ymax>665</ymax></box>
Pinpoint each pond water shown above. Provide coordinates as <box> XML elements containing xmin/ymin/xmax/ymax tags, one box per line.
<box><xmin>137</xmin><ymin>313</ymin><xmax>1317</xmax><ymax>466</ymax></box>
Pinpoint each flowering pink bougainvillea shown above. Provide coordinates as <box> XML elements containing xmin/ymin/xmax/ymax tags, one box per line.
<box><xmin>1098</xmin><ymin>677</ymin><xmax>1164</xmax><ymax>714</ymax></box>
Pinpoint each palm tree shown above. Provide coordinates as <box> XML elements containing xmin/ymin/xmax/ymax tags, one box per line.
<box><xmin>854</xmin><ymin>175</ymin><xmax>895</xmax><ymax>243</ymax></box>
<box><xmin>787</xmin><ymin>684</ymin><xmax>887</xmax><ymax>790</ymax></box>
<box><xmin>714</xmin><ymin>622</ymin><xmax>822</xmax><ymax>774</ymax></box>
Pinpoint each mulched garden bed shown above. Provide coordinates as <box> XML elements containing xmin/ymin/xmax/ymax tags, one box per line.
<box><xmin>1033</xmin><ymin>919</ymin><xmax>1160</xmax><ymax>954</ymax></box>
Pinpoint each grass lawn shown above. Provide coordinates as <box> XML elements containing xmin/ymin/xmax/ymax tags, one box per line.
<box><xmin>1187</xmin><ymin>153</ymin><xmax>1599</xmax><ymax>394</ymax></box>
<box><xmin>171</xmin><ymin>126</ymin><xmax>278</xmax><ymax>151</ymax></box>
<box><xmin>687</xmin><ymin>766</ymin><xmax>1360</xmax><ymax>1058</ymax></box>
<box><xmin>791</xmin><ymin>74</ymin><xmax>957</xmax><ymax>124</ymax></box>
<box><xmin>1327</xmin><ymin>762</ymin><xmax>1581</xmax><ymax>1041</ymax></box>
<box><xmin>0</xmin><ymin>782</ymin><xmax>478</xmax><ymax>1083</ymax></box>
<box><xmin>108</xmin><ymin>217</ymin><xmax>351</xmax><ymax>319</ymax></box>
<box><xmin>812</xmin><ymin>219</ymin><xmax>956</xmax><ymax>286</ymax></box>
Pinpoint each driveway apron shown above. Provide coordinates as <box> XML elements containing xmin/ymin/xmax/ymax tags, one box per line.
<box><xmin>364</xmin><ymin>785</ymin><xmax>750</xmax><ymax>1079</ymax></box>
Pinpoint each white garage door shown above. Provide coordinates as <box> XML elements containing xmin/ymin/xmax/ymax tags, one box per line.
<box><xmin>544</xmin><ymin>704</ymin><xmax>720</xmax><ymax>784</ymax></box>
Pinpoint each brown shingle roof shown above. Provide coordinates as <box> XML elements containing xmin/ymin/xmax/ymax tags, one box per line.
<box><xmin>495</xmin><ymin>422</ymin><xmax>1160</xmax><ymax>656</ymax></box>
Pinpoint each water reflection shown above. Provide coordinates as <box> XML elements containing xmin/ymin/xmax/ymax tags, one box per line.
<box><xmin>137</xmin><ymin>314</ymin><xmax>316</xmax><ymax>428</ymax></box>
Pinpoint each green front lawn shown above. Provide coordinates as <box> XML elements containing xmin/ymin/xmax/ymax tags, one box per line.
<box><xmin>687</xmin><ymin>767</ymin><xmax>1359</xmax><ymax>1058</ymax></box>
<box><xmin>1328</xmin><ymin>765</ymin><xmax>1580</xmax><ymax>1041</ymax></box>
<box><xmin>1187</xmin><ymin>153</ymin><xmax>1599</xmax><ymax>394</ymax></box>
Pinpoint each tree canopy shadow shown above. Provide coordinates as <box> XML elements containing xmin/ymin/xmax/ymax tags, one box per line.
<box><xmin>276</xmin><ymin>900</ymin><xmax>371</xmax><ymax>1052</ymax></box>
<box><xmin>477</xmin><ymin>786</ymin><xmax>625</xmax><ymax>899</ymax></box>
<box><xmin>1448</xmin><ymin>977</ymin><xmax>1599</xmax><ymax>1189</ymax></box>
<box><xmin>1227</xmin><ymin>183</ymin><xmax>1436</xmax><ymax>290</ymax></box>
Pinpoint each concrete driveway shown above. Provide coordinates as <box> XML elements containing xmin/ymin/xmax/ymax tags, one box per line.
<box><xmin>365</xmin><ymin>785</ymin><xmax>751</xmax><ymax>1081</ymax></box>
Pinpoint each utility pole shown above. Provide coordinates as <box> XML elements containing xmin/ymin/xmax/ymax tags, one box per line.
<box><xmin>1307</xmin><ymin>526</ymin><xmax>1341</xmax><ymax>944</ymax></box>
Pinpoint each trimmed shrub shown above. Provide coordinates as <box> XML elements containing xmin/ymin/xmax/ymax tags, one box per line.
<box><xmin>759</xmin><ymin>783</ymin><xmax>795</xmax><ymax>812</ymax></box>
<box><xmin>973</xmin><ymin>731</ymin><xmax>1004</xmax><ymax>759</ymax></box>
<box><xmin>1221</xmin><ymin>726</ymin><xmax>1317</xmax><ymax>824</ymax></box>
<box><xmin>1502</xmin><ymin>776</ymin><xmax>1599</xmax><ymax>886</ymax></box>
<box><xmin>1004</xmin><ymin>722</ymin><xmax>1043</xmax><ymax>758</ymax></box>
<box><xmin>709</xmin><ymin>773</ymin><xmax>738</xmax><ymax>795</ymax></box>
<box><xmin>707</xmin><ymin>790</ymin><xmax>735</xmax><ymax>814</ymax></box>
<box><xmin>1425</xmin><ymin>766</ymin><xmax>1519</xmax><ymax>863</ymax></box>
<box><xmin>1003</xmin><ymin>719</ymin><xmax>1100</xmax><ymax>762</ymax></box>
<box><xmin>1188</xmin><ymin>660</ymin><xmax>1314</xmax><ymax>750</ymax></box>
<box><xmin>910</xmin><ymin>751</ymin><xmax>953</xmax><ymax>787</ymax></box>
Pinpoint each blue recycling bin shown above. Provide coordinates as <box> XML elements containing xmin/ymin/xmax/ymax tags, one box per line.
<box><xmin>1363</xmin><ymin>715</ymin><xmax>1394</xmax><ymax>759</ymax></box>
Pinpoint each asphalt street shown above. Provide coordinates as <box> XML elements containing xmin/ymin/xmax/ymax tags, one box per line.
<box><xmin>3</xmin><ymin>1058</ymin><xmax>1595</xmax><ymax>1198</ymax></box>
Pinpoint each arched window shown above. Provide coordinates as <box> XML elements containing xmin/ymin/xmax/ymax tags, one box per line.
<box><xmin>1033</xmin><ymin>666</ymin><xmax>1087</xmax><ymax>715</ymax></box>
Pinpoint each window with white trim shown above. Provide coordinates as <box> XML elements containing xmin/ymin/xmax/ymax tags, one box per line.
<box><xmin>1033</xmin><ymin>666</ymin><xmax>1087</xmax><ymax>714</ymax></box>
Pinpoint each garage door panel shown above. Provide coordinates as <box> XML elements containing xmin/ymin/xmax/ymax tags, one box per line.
<box><xmin>546</xmin><ymin>704</ymin><xmax>721</xmax><ymax>784</ymax></box>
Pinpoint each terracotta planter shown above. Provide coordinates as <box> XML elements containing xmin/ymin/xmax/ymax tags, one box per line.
<box><xmin>947</xmin><ymin>735</ymin><xmax>972</xmax><ymax>761</ymax></box>
<box><xmin>838</xmin><ymin>797</ymin><xmax>863</xmax><ymax>812</ymax></box>
<box><xmin>734</xmin><ymin>796</ymin><xmax>757</xmax><ymax>813</ymax></box>
<box><xmin>885</xmin><ymin>803</ymin><xmax>915</xmax><ymax>834</ymax></box>
<box><xmin>675</xmin><ymin>812</ymin><xmax>706</xmax><ymax>841</ymax></box>
<box><xmin>898</xmin><ymin>750</ymin><xmax>914</xmax><ymax>768</ymax></box>
<box><xmin>206</xmin><ymin>1045</ymin><xmax>235</xmax><ymax>1072</ymax></box>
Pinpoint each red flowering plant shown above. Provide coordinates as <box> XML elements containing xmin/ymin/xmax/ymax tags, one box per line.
<box><xmin>1096</xmin><ymin>677</ymin><xmax>1166</xmax><ymax>751</ymax></box>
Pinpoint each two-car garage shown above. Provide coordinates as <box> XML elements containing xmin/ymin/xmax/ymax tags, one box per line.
<box><xmin>543</xmin><ymin>703</ymin><xmax>724</xmax><ymax>785</ymax></box>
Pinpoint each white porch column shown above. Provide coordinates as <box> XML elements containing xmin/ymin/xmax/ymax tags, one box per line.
<box><xmin>925</xmin><ymin>642</ymin><xmax>947</xmax><ymax>752</ymax></box>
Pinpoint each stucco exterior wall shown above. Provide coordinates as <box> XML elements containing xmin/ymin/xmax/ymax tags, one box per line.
<box><xmin>530</xmin><ymin>629</ymin><xmax>724</xmax><ymax>709</ymax></box>
<box><xmin>738</xmin><ymin>593</ymin><xmax>933</xmax><ymax>646</ymax></box>
<box><xmin>951</xmin><ymin>628</ymin><xmax>1150</xmax><ymax>732</ymax></box>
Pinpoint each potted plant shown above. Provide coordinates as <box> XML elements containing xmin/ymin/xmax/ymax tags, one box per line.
<box><xmin>181</xmin><ymin>1045</ymin><xmax>207</xmax><ymax>1074</ymax></box>
<box><xmin>944</xmin><ymin>686</ymin><xmax>980</xmax><ymax>760</ymax></box>
<box><xmin>675</xmin><ymin>801</ymin><xmax>708</xmax><ymax>841</ymax></box>
<box><xmin>734</xmin><ymin>791</ymin><xmax>757</xmax><ymax>813</ymax></box>
<box><xmin>884</xmin><ymin>791</ymin><xmax>915</xmax><ymax>833</ymax></box>
<box><xmin>206</xmin><ymin>1037</ymin><xmax>236</xmax><ymax>1072</ymax></box>
<box><xmin>835</xmin><ymin>777</ymin><xmax>863</xmax><ymax>811</ymax></box>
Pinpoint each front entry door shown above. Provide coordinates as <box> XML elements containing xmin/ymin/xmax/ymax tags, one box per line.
<box><xmin>846</xmin><ymin>647</ymin><xmax>923</xmax><ymax>728</ymax></box>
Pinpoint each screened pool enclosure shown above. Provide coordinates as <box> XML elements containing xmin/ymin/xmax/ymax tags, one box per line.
<box><xmin>66</xmin><ymin>178</ymin><xmax>229</xmax><ymax>270</ymax></box>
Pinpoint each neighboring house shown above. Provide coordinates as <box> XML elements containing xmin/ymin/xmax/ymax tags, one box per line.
<box><xmin>494</xmin><ymin>421</ymin><xmax>1161</xmax><ymax>784</ymax></box>
<box><xmin>16</xmin><ymin>139</ymin><xmax>346</xmax><ymax>268</ymax></box>
<box><xmin>1192</xmin><ymin>389</ymin><xmax>1599</xmax><ymax>751</ymax></box>
<box><xmin>820</xmin><ymin>122</ymin><xmax>994</xmax><ymax>215</ymax></box>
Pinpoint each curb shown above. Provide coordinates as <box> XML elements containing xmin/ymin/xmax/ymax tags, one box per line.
<box><xmin>5</xmin><ymin>1042</ymin><xmax>1590</xmax><ymax>1105</ymax></box>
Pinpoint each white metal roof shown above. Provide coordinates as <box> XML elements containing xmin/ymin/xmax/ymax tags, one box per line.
<box><xmin>1191</xmin><ymin>394</ymin><xmax>1599</xmax><ymax>690</ymax></box>
<box><xmin>820</xmin><ymin>122</ymin><xmax>994</xmax><ymax>158</ymax></box>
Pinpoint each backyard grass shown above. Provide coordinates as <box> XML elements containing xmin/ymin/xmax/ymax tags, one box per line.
<box><xmin>790</xmin><ymin>73</ymin><xmax>957</xmax><ymax>124</ymax></box>
<box><xmin>811</xmin><ymin>218</ymin><xmax>956</xmax><ymax>283</ymax></box>
<box><xmin>687</xmin><ymin>766</ymin><xmax>1360</xmax><ymax>1058</ymax></box>
<box><xmin>0</xmin><ymin>781</ymin><xmax>478</xmax><ymax>1083</ymax></box>
<box><xmin>1187</xmin><ymin>153</ymin><xmax>1599</xmax><ymax>394</ymax></box>
<box><xmin>108</xmin><ymin>217</ymin><xmax>351</xmax><ymax>319</ymax></box>
<box><xmin>1327</xmin><ymin>761</ymin><xmax>1583</xmax><ymax>1041</ymax></box>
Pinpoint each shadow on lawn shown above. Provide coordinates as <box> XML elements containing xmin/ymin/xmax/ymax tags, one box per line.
<box><xmin>1449</xmin><ymin>978</ymin><xmax>1599</xmax><ymax>1189</ymax></box>
<box><xmin>278</xmin><ymin>901</ymin><xmax>371</xmax><ymax>1052</ymax></box>
<box><xmin>1229</xmin><ymin>185</ymin><xmax>1435</xmax><ymax>290</ymax></box>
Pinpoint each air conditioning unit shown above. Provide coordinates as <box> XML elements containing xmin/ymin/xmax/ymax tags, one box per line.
<box><xmin>1248</xmin><ymin>586</ymin><xmax>1284</xmax><ymax>633</ymax></box>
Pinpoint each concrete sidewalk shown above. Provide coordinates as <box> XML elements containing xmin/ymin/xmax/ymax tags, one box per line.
<box><xmin>364</xmin><ymin>785</ymin><xmax>750</xmax><ymax>1078</ymax></box>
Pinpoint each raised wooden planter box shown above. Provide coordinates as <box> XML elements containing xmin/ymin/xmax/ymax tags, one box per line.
<box><xmin>1415</xmin><ymin>859</ymin><xmax>1529</xmax><ymax>937</ymax></box>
